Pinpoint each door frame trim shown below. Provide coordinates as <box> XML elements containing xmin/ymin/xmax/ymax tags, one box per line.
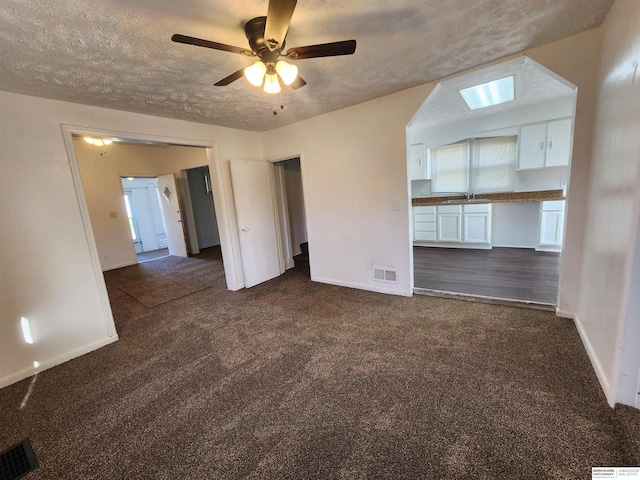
<box><xmin>62</xmin><ymin>125</ymin><xmax>245</xmax><ymax>338</ymax></box>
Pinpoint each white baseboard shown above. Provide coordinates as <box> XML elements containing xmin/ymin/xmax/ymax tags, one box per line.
<box><xmin>555</xmin><ymin>308</ymin><xmax>574</xmax><ymax>319</ymax></box>
<box><xmin>311</xmin><ymin>276</ymin><xmax>412</xmax><ymax>297</ymax></box>
<box><xmin>573</xmin><ymin>313</ymin><xmax>615</xmax><ymax>407</ymax></box>
<box><xmin>492</xmin><ymin>244</ymin><xmax>536</xmax><ymax>249</ymax></box>
<box><xmin>102</xmin><ymin>260</ymin><xmax>137</xmax><ymax>271</ymax></box>
<box><xmin>0</xmin><ymin>335</ymin><xmax>119</xmax><ymax>390</ymax></box>
<box><xmin>536</xmin><ymin>246</ymin><xmax>563</xmax><ymax>252</ymax></box>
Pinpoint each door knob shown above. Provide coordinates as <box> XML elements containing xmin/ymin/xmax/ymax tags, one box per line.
<box><xmin>241</xmin><ymin>227</ymin><xmax>250</xmax><ymax>232</ymax></box>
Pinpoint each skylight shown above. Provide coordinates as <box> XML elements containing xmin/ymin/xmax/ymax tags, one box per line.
<box><xmin>459</xmin><ymin>76</ymin><xmax>515</xmax><ymax>110</ymax></box>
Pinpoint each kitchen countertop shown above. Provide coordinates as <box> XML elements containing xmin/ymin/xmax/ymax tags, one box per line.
<box><xmin>412</xmin><ymin>189</ymin><xmax>565</xmax><ymax>206</ymax></box>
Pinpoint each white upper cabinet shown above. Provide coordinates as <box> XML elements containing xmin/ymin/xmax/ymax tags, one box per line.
<box><xmin>518</xmin><ymin>123</ymin><xmax>548</xmax><ymax>170</ymax></box>
<box><xmin>517</xmin><ymin>118</ymin><xmax>572</xmax><ymax>170</ymax></box>
<box><xmin>408</xmin><ymin>143</ymin><xmax>429</xmax><ymax>181</ymax></box>
<box><xmin>545</xmin><ymin>118</ymin><xmax>573</xmax><ymax>167</ymax></box>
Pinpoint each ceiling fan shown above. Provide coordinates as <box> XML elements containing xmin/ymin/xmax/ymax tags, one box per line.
<box><xmin>171</xmin><ymin>0</ymin><xmax>356</xmax><ymax>94</ymax></box>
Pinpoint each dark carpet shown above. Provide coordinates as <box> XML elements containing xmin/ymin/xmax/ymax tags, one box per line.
<box><xmin>105</xmin><ymin>247</ymin><xmax>225</xmax><ymax>307</ymax></box>
<box><xmin>0</xmin><ymin>251</ymin><xmax>634</xmax><ymax>479</ymax></box>
<box><xmin>136</xmin><ymin>248</ymin><xmax>169</xmax><ymax>263</ymax></box>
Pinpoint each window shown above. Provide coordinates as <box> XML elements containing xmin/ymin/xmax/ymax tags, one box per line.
<box><xmin>430</xmin><ymin>135</ymin><xmax>517</xmax><ymax>194</ymax></box>
<box><xmin>471</xmin><ymin>136</ymin><xmax>517</xmax><ymax>193</ymax></box>
<box><xmin>431</xmin><ymin>142</ymin><xmax>469</xmax><ymax>193</ymax></box>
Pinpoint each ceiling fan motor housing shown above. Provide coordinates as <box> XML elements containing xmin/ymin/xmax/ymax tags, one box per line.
<box><xmin>245</xmin><ymin>17</ymin><xmax>283</xmax><ymax>65</ymax></box>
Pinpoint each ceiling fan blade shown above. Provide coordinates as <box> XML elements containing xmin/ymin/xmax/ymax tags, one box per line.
<box><xmin>172</xmin><ymin>34</ymin><xmax>253</xmax><ymax>56</ymax></box>
<box><xmin>264</xmin><ymin>0</ymin><xmax>297</xmax><ymax>51</ymax></box>
<box><xmin>285</xmin><ymin>40</ymin><xmax>356</xmax><ymax>60</ymax></box>
<box><xmin>214</xmin><ymin>68</ymin><xmax>246</xmax><ymax>86</ymax></box>
<box><xmin>290</xmin><ymin>76</ymin><xmax>307</xmax><ymax>89</ymax></box>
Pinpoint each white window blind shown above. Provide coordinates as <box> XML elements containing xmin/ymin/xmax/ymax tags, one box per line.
<box><xmin>431</xmin><ymin>143</ymin><xmax>469</xmax><ymax>193</ymax></box>
<box><xmin>471</xmin><ymin>136</ymin><xmax>517</xmax><ymax>193</ymax></box>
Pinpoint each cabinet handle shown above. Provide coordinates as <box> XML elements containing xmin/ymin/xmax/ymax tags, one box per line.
<box><xmin>548</xmin><ymin>140</ymin><xmax>553</xmax><ymax>149</ymax></box>
<box><xmin>418</xmin><ymin>158</ymin><xmax>422</xmax><ymax>165</ymax></box>
<box><xmin>540</xmin><ymin>142</ymin><xmax>544</xmax><ymax>150</ymax></box>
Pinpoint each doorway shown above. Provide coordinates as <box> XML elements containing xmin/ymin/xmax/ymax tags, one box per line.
<box><xmin>273</xmin><ymin>158</ymin><xmax>308</xmax><ymax>274</ymax></box>
<box><xmin>184</xmin><ymin>166</ymin><xmax>221</xmax><ymax>253</ymax></box>
<box><xmin>121</xmin><ymin>177</ymin><xmax>170</xmax><ymax>262</ymax></box>
<box><xmin>407</xmin><ymin>57</ymin><xmax>576</xmax><ymax>309</ymax></box>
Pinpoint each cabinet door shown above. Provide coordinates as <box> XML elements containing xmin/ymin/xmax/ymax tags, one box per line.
<box><xmin>464</xmin><ymin>214</ymin><xmax>490</xmax><ymax>244</ymax></box>
<box><xmin>408</xmin><ymin>143</ymin><xmax>427</xmax><ymax>180</ymax></box>
<box><xmin>539</xmin><ymin>211</ymin><xmax>563</xmax><ymax>247</ymax></box>
<box><xmin>545</xmin><ymin>118</ymin><xmax>572</xmax><ymax>167</ymax></box>
<box><xmin>437</xmin><ymin>214</ymin><xmax>462</xmax><ymax>243</ymax></box>
<box><xmin>518</xmin><ymin>123</ymin><xmax>547</xmax><ymax>170</ymax></box>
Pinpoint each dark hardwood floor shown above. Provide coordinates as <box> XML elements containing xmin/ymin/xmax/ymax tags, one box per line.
<box><xmin>413</xmin><ymin>246</ymin><xmax>560</xmax><ymax>304</ymax></box>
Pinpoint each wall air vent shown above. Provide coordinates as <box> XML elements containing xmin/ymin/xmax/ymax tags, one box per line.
<box><xmin>373</xmin><ymin>266</ymin><xmax>398</xmax><ymax>283</ymax></box>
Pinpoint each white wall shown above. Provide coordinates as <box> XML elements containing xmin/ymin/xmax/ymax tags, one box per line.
<box><xmin>75</xmin><ymin>140</ymin><xmax>214</xmax><ymax>270</ymax></box>
<box><xmin>260</xmin><ymin>27</ymin><xmax>602</xmax><ymax>302</ymax></box>
<box><xmin>262</xmin><ymin>87</ymin><xmax>430</xmax><ymax>296</ymax></box>
<box><xmin>0</xmin><ymin>91</ymin><xmax>261</xmax><ymax>388</ymax></box>
<box><xmin>574</xmin><ymin>0</ymin><xmax>640</xmax><ymax>407</ymax></box>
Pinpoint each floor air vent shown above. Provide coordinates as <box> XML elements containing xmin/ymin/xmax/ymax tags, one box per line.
<box><xmin>0</xmin><ymin>439</ymin><xmax>38</xmax><ymax>480</ymax></box>
<box><xmin>373</xmin><ymin>266</ymin><xmax>398</xmax><ymax>283</ymax></box>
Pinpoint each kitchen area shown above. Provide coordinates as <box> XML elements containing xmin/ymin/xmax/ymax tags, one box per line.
<box><xmin>407</xmin><ymin>57</ymin><xmax>575</xmax><ymax>308</ymax></box>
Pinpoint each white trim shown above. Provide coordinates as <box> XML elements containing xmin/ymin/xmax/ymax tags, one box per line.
<box><xmin>62</xmin><ymin>126</ymin><xmax>118</xmax><ymax>337</ymax></box>
<box><xmin>492</xmin><ymin>244</ymin><xmax>537</xmax><ymax>249</ymax></box>
<box><xmin>102</xmin><ymin>260</ymin><xmax>138</xmax><ymax>272</ymax></box>
<box><xmin>574</xmin><ymin>313</ymin><xmax>615</xmax><ymax>407</ymax></box>
<box><xmin>208</xmin><ymin>149</ymin><xmax>244</xmax><ymax>291</ymax></box>
<box><xmin>555</xmin><ymin>308</ymin><xmax>574</xmax><ymax>319</ymax></box>
<box><xmin>413</xmin><ymin>242</ymin><xmax>492</xmax><ymax>250</ymax></box>
<box><xmin>311</xmin><ymin>275</ymin><xmax>412</xmax><ymax>297</ymax></box>
<box><xmin>536</xmin><ymin>245</ymin><xmax>562</xmax><ymax>252</ymax></box>
<box><xmin>0</xmin><ymin>335</ymin><xmax>119</xmax><ymax>390</ymax></box>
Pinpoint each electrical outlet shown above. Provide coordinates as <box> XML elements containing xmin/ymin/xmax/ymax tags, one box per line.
<box><xmin>365</xmin><ymin>261</ymin><xmax>372</xmax><ymax>270</ymax></box>
<box><xmin>392</xmin><ymin>200</ymin><xmax>400</xmax><ymax>211</ymax></box>
<box><xmin>103</xmin><ymin>254</ymin><xmax>109</xmax><ymax>262</ymax></box>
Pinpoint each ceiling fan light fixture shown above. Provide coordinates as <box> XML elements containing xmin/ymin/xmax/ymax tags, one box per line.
<box><xmin>245</xmin><ymin>61</ymin><xmax>267</xmax><ymax>87</ymax></box>
<box><xmin>83</xmin><ymin>136</ymin><xmax>113</xmax><ymax>146</ymax></box>
<box><xmin>275</xmin><ymin>60</ymin><xmax>298</xmax><ymax>86</ymax></box>
<box><xmin>263</xmin><ymin>73</ymin><xmax>281</xmax><ymax>94</ymax></box>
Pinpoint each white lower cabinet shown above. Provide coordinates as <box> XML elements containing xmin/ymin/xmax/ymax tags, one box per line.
<box><xmin>413</xmin><ymin>206</ymin><xmax>437</xmax><ymax>242</ymax></box>
<box><xmin>414</xmin><ymin>203</ymin><xmax>491</xmax><ymax>248</ymax></box>
<box><xmin>538</xmin><ymin>200</ymin><xmax>565</xmax><ymax>251</ymax></box>
<box><xmin>462</xmin><ymin>204</ymin><xmax>491</xmax><ymax>245</ymax></box>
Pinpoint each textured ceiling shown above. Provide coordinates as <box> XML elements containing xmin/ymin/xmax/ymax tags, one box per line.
<box><xmin>0</xmin><ymin>0</ymin><xmax>614</xmax><ymax>132</ymax></box>
<box><xmin>409</xmin><ymin>57</ymin><xmax>576</xmax><ymax>128</ymax></box>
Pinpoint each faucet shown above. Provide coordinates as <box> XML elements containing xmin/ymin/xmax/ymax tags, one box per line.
<box><xmin>439</xmin><ymin>191</ymin><xmax>470</xmax><ymax>199</ymax></box>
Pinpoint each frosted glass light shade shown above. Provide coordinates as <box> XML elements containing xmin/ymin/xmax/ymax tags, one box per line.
<box><xmin>275</xmin><ymin>60</ymin><xmax>298</xmax><ymax>86</ymax></box>
<box><xmin>83</xmin><ymin>136</ymin><xmax>112</xmax><ymax>146</ymax></box>
<box><xmin>459</xmin><ymin>76</ymin><xmax>515</xmax><ymax>110</ymax></box>
<box><xmin>244</xmin><ymin>61</ymin><xmax>267</xmax><ymax>87</ymax></box>
<box><xmin>263</xmin><ymin>73</ymin><xmax>281</xmax><ymax>94</ymax></box>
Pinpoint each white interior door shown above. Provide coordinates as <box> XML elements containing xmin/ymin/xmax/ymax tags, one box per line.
<box><xmin>230</xmin><ymin>159</ymin><xmax>282</xmax><ymax>288</ymax></box>
<box><xmin>157</xmin><ymin>173</ymin><xmax>187</xmax><ymax>257</ymax></box>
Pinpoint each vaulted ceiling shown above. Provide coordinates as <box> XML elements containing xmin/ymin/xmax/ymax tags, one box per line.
<box><xmin>0</xmin><ymin>0</ymin><xmax>614</xmax><ymax>132</ymax></box>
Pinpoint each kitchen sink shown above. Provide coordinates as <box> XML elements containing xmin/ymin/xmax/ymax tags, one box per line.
<box><xmin>441</xmin><ymin>198</ymin><xmax>492</xmax><ymax>204</ymax></box>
